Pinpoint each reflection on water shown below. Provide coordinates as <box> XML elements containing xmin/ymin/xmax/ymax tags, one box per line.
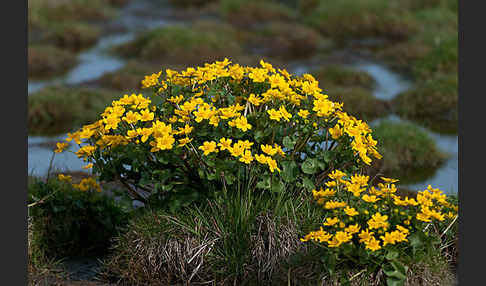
<box><xmin>371</xmin><ymin>115</ymin><xmax>458</xmax><ymax>195</ymax></box>
<box><xmin>28</xmin><ymin>135</ymin><xmax>86</xmax><ymax>177</ymax></box>
<box><xmin>352</xmin><ymin>61</ymin><xmax>412</xmax><ymax>100</ymax></box>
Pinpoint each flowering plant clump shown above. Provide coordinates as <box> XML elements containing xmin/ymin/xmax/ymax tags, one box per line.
<box><xmin>301</xmin><ymin>172</ymin><xmax>458</xmax><ymax>285</ymax></box>
<box><xmin>55</xmin><ymin>59</ymin><xmax>382</xmax><ymax>208</ymax></box>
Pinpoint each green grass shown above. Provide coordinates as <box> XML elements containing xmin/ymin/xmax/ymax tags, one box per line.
<box><xmin>301</xmin><ymin>0</ymin><xmax>419</xmax><ymax>42</ymax></box>
<box><xmin>28</xmin><ymin>0</ymin><xmax>114</xmax><ymax>30</ymax></box>
<box><xmin>312</xmin><ymin>65</ymin><xmax>376</xmax><ymax>89</ymax></box>
<box><xmin>369</xmin><ymin>120</ymin><xmax>448</xmax><ymax>183</ymax></box>
<box><xmin>113</xmin><ymin>22</ymin><xmax>242</xmax><ymax>65</ymax></box>
<box><xmin>244</xmin><ymin>21</ymin><xmax>329</xmax><ymax>59</ymax></box>
<box><xmin>28</xmin><ymin>176</ymin><xmax>131</xmax><ymax>261</ymax></box>
<box><xmin>220</xmin><ymin>0</ymin><xmax>297</xmax><ymax>27</ymax></box>
<box><xmin>102</xmin><ymin>186</ymin><xmax>325</xmax><ymax>285</ymax></box>
<box><xmin>97</xmin><ymin>60</ymin><xmax>166</xmax><ymax>91</ymax></box>
<box><xmin>42</xmin><ymin>22</ymin><xmax>102</xmax><ymax>51</ymax></box>
<box><xmin>392</xmin><ymin>73</ymin><xmax>458</xmax><ymax>134</ymax></box>
<box><xmin>28</xmin><ymin>45</ymin><xmax>78</xmax><ymax>79</ymax></box>
<box><xmin>28</xmin><ymin>86</ymin><xmax>122</xmax><ymax>135</ymax></box>
<box><xmin>328</xmin><ymin>87</ymin><xmax>390</xmax><ymax>122</ymax></box>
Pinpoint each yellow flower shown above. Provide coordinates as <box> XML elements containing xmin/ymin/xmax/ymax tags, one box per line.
<box><xmin>324</xmin><ymin>200</ymin><xmax>347</xmax><ymax>209</ymax></box>
<box><xmin>261</xmin><ymin>144</ymin><xmax>277</xmax><ymax>156</ymax></box>
<box><xmin>218</xmin><ymin>138</ymin><xmax>233</xmax><ymax>151</ymax></box>
<box><xmin>335</xmin><ymin>231</ymin><xmax>353</xmax><ymax>244</ymax></box>
<box><xmin>255</xmin><ymin>154</ymin><xmax>269</xmax><ymax>164</ymax></box>
<box><xmin>381</xmin><ymin>177</ymin><xmax>399</xmax><ymax>183</ymax></box>
<box><xmin>239</xmin><ymin>150</ymin><xmax>254</xmax><ymax>164</ymax></box>
<box><xmin>266</xmin><ymin>157</ymin><xmax>280</xmax><ymax>173</ymax></box>
<box><xmin>329</xmin><ymin>124</ymin><xmax>343</xmax><ymax>140</ymax></box>
<box><xmin>178</xmin><ymin>137</ymin><xmax>193</xmax><ymax>147</ymax></box>
<box><xmin>267</xmin><ymin>109</ymin><xmax>282</xmax><ymax>121</ymax></box>
<box><xmin>365</xmin><ymin>237</ymin><xmax>381</xmax><ymax>251</ymax></box>
<box><xmin>297</xmin><ymin>109</ymin><xmax>309</xmax><ymax>119</ymax></box>
<box><xmin>122</xmin><ymin>110</ymin><xmax>141</xmax><ymax>124</ymax></box>
<box><xmin>54</xmin><ymin>142</ymin><xmax>69</xmax><ymax>153</ymax></box>
<box><xmin>82</xmin><ymin>163</ymin><xmax>93</xmax><ymax>169</ymax></box>
<box><xmin>278</xmin><ymin>105</ymin><xmax>292</xmax><ymax>121</ymax></box>
<box><xmin>358</xmin><ymin>229</ymin><xmax>374</xmax><ymax>243</ymax></box>
<box><xmin>199</xmin><ymin>141</ymin><xmax>218</xmax><ymax>156</ymax></box>
<box><xmin>344</xmin><ymin>206</ymin><xmax>359</xmax><ymax>216</ymax></box>
<box><xmin>57</xmin><ymin>174</ymin><xmax>72</xmax><ymax>183</ymax></box>
<box><xmin>140</xmin><ymin>109</ymin><xmax>154</xmax><ymax>121</ymax></box>
<box><xmin>323</xmin><ymin>217</ymin><xmax>339</xmax><ymax>226</ymax></box>
<box><xmin>362</xmin><ymin>194</ymin><xmax>380</xmax><ymax>203</ymax></box>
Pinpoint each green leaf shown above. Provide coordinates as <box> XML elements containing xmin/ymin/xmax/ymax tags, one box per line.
<box><xmin>256</xmin><ymin>176</ymin><xmax>271</xmax><ymax>190</ymax></box>
<box><xmin>386</xmin><ymin>277</ymin><xmax>405</xmax><ymax>286</ymax></box>
<box><xmin>281</xmin><ymin>161</ymin><xmax>299</xmax><ymax>183</ymax></box>
<box><xmin>271</xmin><ymin>178</ymin><xmax>285</xmax><ymax>193</ymax></box>
<box><xmin>302</xmin><ymin>177</ymin><xmax>315</xmax><ymax>191</ymax></box>
<box><xmin>385</xmin><ymin>250</ymin><xmax>399</xmax><ymax>261</ymax></box>
<box><xmin>302</xmin><ymin>158</ymin><xmax>318</xmax><ymax>174</ymax></box>
<box><xmin>283</xmin><ymin>136</ymin><xmax>296</xmax><ymax>150</ymax></box>
<box><xmin>254</xmin><ymin>130</ymin><xmax>265</xmax><ymax>143</ymax></box>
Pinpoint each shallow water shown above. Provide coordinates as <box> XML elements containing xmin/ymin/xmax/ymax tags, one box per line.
<box><xmin>370</xmin><ymin>115</ymin><xmax>458</xmax><ymax>195</ymax></box>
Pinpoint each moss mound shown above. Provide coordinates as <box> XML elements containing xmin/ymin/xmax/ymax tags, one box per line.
<box><xmin>28</xmin><ymin>86</ymin><xmax>121</xmax><ymax>135</ymax></box>
<box><xmin>367</xmin><ymin>120</ymin><xmax>447</xmax><ymax>183</ymax></box>
<box><xmin>302</xmin><ymin>0</ymin><xmax>419</xmax><ymax>42</ymax></box>
<box><xmin>113</xmin><ymin>22</ymin><xmax>242</xmax><ymax>65</ymax></box>
<box><xmin>97</xmin><ymin>61</ymin><xmax>167</xmax><ymax>91</ymax></box>
<box><xmin>245</xmin><ymin>21</ymin><xmax>329</xmax><ymax>59</ymax></box>
<box><xmin>28</xmin><ymin>45</ymin><xmax>78</xmax><ymax>79</ymax></box>
<box><xmin>312</xmin><ymin>65</ymin><xmax>376</xmax><ymax>89</ymax></box>
<box><xmin>392</xmin><ymin>74</ymin><xmax>458</xmax><ymax>134</ymax></box>
<box><xmin>328</xmin><ymin>87</ymin><xmax>389</xmax><ymax>121</ymax></box>
<box><xmin>220</xmin><ymin>0</ymin><xmax>297</xmax><ymax>27</ymax></box>
<box><xmin>43</xmin><ymin>22</ymin><xmax>101</xmax><ymax>51</ymax></box>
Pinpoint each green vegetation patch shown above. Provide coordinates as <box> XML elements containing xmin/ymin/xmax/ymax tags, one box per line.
<box><xmin>392</xmin><ymin>74</ymin><xmax>458</xmax><ymax>134</ymax></box>
<box><xmin>28</xmin><ymin>0</ymin><xmax>114</xmax><ymax>30</ymax></box>
<box><xmin>113</xmin><ymin>22</ymin><xmax>242</xmax><ymax>65</ymax></box>
<box><xmin>328</xmin><ymin>87</ymin><xmax>389</xmax><ymax>122</ymax></box>
<box><xmin>369</xmin><ymin>120</ymin><xmax>448</xmax><ymax>183</ymax></box>
<box><xmin>97</xmin><ymin>61</ymin><xmax>167</xmax><ymax>91</ymax></box>
<box><xmin>245</xmin><ymin>21</ymin><xmax>330</xmax><ymax>59</ymax></box>
<box><xmin>312</xmin><ymin>65</ymin><xmax>376</xmax><ymax>89</ymax></box>
<box><xmin>28</xmin><ymin>86</ymin><xmax>121</xmax><ymax>135</ymax></box>
<box><xmin>28</xmin><ymin>176</ymin><xmax>131</xmax><ymax>261</ymax></box>
<box><xmin>102</xmin><ymin>190</ymin><xmax>322</xmax><ymax>285</ymax></box>
<box><xmin>28</xmin><ymin>45</ymin><xmax>78</xmax><ymax>79</ymax></box>
<box><xmin>220</xmin><ymin>0</ymin><xmax>297</xmax><ymax>27</ymax></box>
<box><xmin>42</xmin><ymin>22</ymin><xmax>102</xmax><ymax>51</ymax></box>
<box><xmin>301</xmin><ymin>0</ymin><xmax>419</xmax><ymax>42</ymax></box>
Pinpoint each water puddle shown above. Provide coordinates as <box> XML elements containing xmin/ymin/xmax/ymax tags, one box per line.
<box><xmin>28</xmin><ymin>135</ymin><xmax>86</xmax><ymax>178</ymax></box>
<box><xmin>370</xmin><ymin>115</ymin><xmax>458</xmax><ymax>195</ymax></box>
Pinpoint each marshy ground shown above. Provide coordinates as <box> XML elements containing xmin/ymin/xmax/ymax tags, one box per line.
<box><xmin>28</xmin><ymin>0</ymin><xmax>458</xmax><ymax>284</ymax></box>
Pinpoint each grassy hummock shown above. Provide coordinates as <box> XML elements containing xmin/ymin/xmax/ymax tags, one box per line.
<box><xmin>28</xmin><ymin>86</ymin><xmax>121</xmax><ymax>135</ymax></box>
<box><xmin>392</xmin><ymin>73</ymin><xmax>458</xmax><ymax>134</ymax></box>
<box><xmin>301</xmin><ymin>0</ymin><xmax>419</xmax><ymax>42</ymax></box>
<box><xmin>113</xmin><ymin>22</ymin><xmax>243</xmax><ymax>66</ymax></box>
<box><xmin>368</xmin><ymin>120</ymin><xmax>448</xmax><ymax>183</ymax></box>
<box><xmin>219</xmin><ymin>0</ymin><xmax>297</xmax><ymax>27</ymax></box>
<box><xmin>28</xmin><ymin>45</ymin><xmax>78</xmax><ymax>79</ymax></box>
<box><xmin>244</xmin><ymin>21</ymin><xmax>330</xmax><ymax>60</ymax></box>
